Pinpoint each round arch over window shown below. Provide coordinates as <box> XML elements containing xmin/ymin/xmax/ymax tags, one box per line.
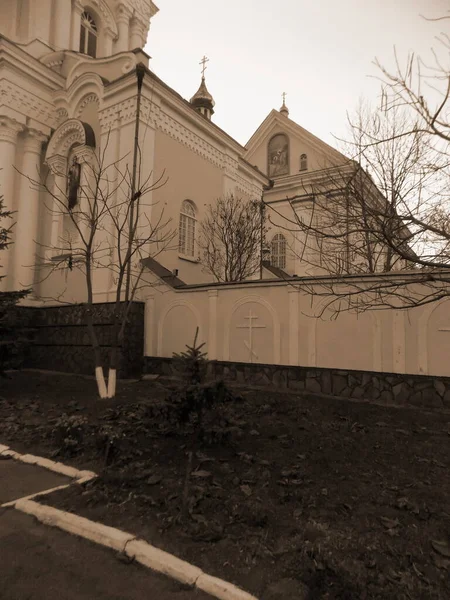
<box><xmin>271</xmin><ymin>233</ymin><xmax>287</xmax><ymax>269</ymax></box>
<box><xmin>300</xmin><ymin>153</ymin><xmax>308</xmax><ymax>171</ymax></box>
<box><xmin>179</xmin><ymin>200</ymin><xmax>197</xmax><ymax>257</ymax></box>
<box><xmin>80</xmin><ymin>11</ymin><xmax>98</xmax><ymax>58</ymax></box>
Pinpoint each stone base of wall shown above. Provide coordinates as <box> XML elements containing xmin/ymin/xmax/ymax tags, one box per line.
<box><xmin>144</xmin><ymin>357</ymin><xmax>450</xmax><ymax>412</ymax></box>
<box><xmin>20</xmin><ymin>302</ymin><xmax>144</xmax><ymax>378</ymax></box>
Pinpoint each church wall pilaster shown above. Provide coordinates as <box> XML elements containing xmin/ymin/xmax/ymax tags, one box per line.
<box><xmin>208</xmin><ymin>290</ymin><xmax>218</xmax><ymax>359</ymax></box>
<box><xmin>54</xmin><ymin>0</ymin><xmax>73</xmax><ymax>50</ymax></box>
<box><xmin>13</xmin><ymin>129</ymin><xmax>48</xmax><ymax>290</ymax></box>
<box><xmin>288</xmin><ymin>288</ymin><xmax>300</xmax><ymax>365</ymax></box>
<box><xmin>0</xmin><ymin>117</ymin><xmax>24</xmax><ymax>289</ymax></box>
<box><xmin>71</xmin><ymin>0</ymin><xmax>84</xmax><ymax>51</ymax></box>
<box><xmin>130</xmin><ymin>18</ymin><xmax>145</xmax><ymax>50</ymax></box>
<box><xmin>115</xmin><ymin>5</ymin><xmax>132</xmax><ymax>53</ymax></box>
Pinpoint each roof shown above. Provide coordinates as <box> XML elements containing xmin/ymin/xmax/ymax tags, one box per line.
<box><xmin>141</xmin><ymin>256</ymin><xmax>185</xmax><ymax>288</ymax></box>
<box><xmin>262</xmin><ymin>261</ymin><xmax>291</xmax><ymax>279</ymax></box>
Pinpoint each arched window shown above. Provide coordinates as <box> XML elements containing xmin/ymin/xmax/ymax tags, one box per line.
<box><xmin>271</xmin><ymin>233</ymin><xmax>287</xmax><ymax>269</ymax></box>
<box><xmin>80</xmin><ymin>11</ymin><xmax>98</xmax><ymax>58</ymax></box>
<box><xmin>300</xmin><ymin>153</ymin><xmax>308</xmax><ymax>171</ymax></box>
<box><xmin>179</xmin><ymin>200</ymin><xmax>196</xmax><ymax>257</ymax></box>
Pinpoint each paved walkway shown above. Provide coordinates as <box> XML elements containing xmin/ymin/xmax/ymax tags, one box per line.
<box><xmin>0</xmin><ymin>459</ymin><xmax>210</xmax><ymax>600</ymax></box>
<box><xmin>0</xmin><ymin>458</ymin><xmax>70</xmax><ymax>504</ymax></box>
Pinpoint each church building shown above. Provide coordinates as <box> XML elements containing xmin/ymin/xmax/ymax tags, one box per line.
<box><xmin>0</xmin><ymin>0</ymin><xmax>365</xmax><ymax>304</ymax></box>
<box><xmin>2</xmin><ymin>0</ymin><xmax>450</xmax><ymax>386</ymax></box>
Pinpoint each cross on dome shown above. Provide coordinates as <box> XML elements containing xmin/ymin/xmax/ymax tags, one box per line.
<box><xmin>200</xmin><ymin>55</ymin><xmax>209</xmax><ymax>78</ymax></box>
<box><xmin>280</xmin><ymin>91</ymin><xmax>289</xmax><ymax>117</ymax></box>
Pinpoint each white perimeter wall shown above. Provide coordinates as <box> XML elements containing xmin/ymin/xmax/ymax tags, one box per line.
<box><xmin>144</xmin><ymin>279</ymin><xmax>450</xmax><ymax>377</ymax></box>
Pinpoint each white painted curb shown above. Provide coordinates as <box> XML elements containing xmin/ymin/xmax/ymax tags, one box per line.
<box><xmin>2</xmin><ymin>443</ymin><xmax>257</xmax><ymax>599</ymax></box>
<box><xmin>125</xmin><ymin>539</ymin><xmax>203</xmax><ymax>587</ymax></box>
<box><xmin>12</xmin><ymin>499</ymin><xmax>259</xmax><ymax>600</ymax></box>
<box><xmin>0</xmin><ymin>444</ymin><xmax>97</xmax><ymax>484</ymax></box>
<box><xmin>15</xmin><ymin>500</ymin><xmax>136</xmax><ymax>552</ymax></box>
<box><xmin>196</xmin><ymin>574</ymin><xmax>259</xmax><ymax>600</ymax></box>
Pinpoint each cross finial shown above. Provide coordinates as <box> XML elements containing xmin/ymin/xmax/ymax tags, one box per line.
<box><xmin>282</xmin><ymin>92</ymin><xmax>287</xmax><ymax>105</ymax></box>
<box><xmin>200</xmin><ymin>55</ymin><xmax>209</xmax><ymax>78</ymax></box>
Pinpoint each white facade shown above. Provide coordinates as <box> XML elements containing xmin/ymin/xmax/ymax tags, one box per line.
<box><xmin>0</xmin><ymin>0</ymin><xmax>267</xmax><ymax>301</ymax></box>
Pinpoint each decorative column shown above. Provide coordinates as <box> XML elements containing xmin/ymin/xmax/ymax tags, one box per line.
<box><xmin>71</xmin><ymin>0</ymin><xmax>83</xmax><ymax>51</ymax></box>
<box><xmin>54</xmin><ymin>0</ymin><xmax>72</xmax><ymax>50</ymax></box>
<box><xmin>115</xmin><ymin>5</ymin><xmax>132</xmax><ymax>53</ymax></box>
<box><xmin>13</xmin><ymin>129</ymin><xmax>47</xmax><ymax>290</ymax></box>
<box><xmin>0</xmin><ymin>117</ymin><xmax>23</xmax><ymax>288</ymax></box>
<box><xmin>208</xmin><ymin>289</ymin><xmax>218</xmax><ymax>359</ymax></box>
<box><xmin>129</xmin><ymin>19</ymin><xmax>143</xmax><ymax>49</ymax></box>
<box><xmin>288</xmin><ymin>288</ymin><xmax>300</xmax><ymax>365</ymax></box>
<box><xmin>103</xmin><ymin>31</ymin><xmax>114</xmax><ymax>56</ymax></box>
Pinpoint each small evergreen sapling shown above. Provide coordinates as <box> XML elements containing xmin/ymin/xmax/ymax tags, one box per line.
<box><xmin>172</xmin><ymin>327</ymin><xmax>230</xmax><ymax>443</ymax></box>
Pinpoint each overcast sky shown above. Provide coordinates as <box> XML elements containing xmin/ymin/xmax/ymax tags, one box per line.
<box><xmin>146</xmin><ymin>0</ymin><xmax>449</xmax><ymax>150</ymax></box>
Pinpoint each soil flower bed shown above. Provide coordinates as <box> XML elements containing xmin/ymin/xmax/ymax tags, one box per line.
<box><xmin>1</xmin><ymin>370</ymin><xmax>449</xmax><ymax>599</ymax></box>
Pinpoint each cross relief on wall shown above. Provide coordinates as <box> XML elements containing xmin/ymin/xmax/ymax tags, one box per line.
<box><xmin>236</xmin><ymin>310</ymin><xmax>266</xmax><ymax>363</ymax></box>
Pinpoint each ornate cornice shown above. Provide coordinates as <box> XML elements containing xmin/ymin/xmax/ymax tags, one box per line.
<box><xmin>235</xmin><ymin>172</ymin><xmax>263</xmax><ymax>199</ymax></box>
<box><xmin>98</xmin><ymin>96</ymin><xmax>264</xmax><ymax>198</ymax></box>
<box><xmin>46</xmin><ymin>154</ymin><xmax>68</xmax><ymax>176</ymax></box>
<box><xmin>0</xmin><ymin>80</ymin><xmax>58</xmax><ymax>129</ymax></box>
<box><xmin>0</xmin><ymin>116</ymin><xmax>24</xmax><ymax>143</ymax></box>
<box><xmin>23</xmin><ymin>129</ymin><xmax>48</xmax><ymax>154</ymax></box>
<box><xmin>118</xmin><ymin>0</ymin><xmax>158</xmax><ymax>20</ymax></box>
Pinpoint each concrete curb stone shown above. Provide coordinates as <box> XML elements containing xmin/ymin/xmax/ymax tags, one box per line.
<box><xmin>0</xmin><ymin>446</ymin><xmax>97</xmax><ymax>483</ymax></box>
<box><xmin>125</xmin><ymin>539</ymin><xmax>203</xmax><ymax>587</ymax></box>
<box><xmin>196</xmin><ymin>574</ymin><xmax>259</xmax><ymax>600</ymax></box>
<box><xmin>2</xmin><ymin>444</ymin><xmax>258</xmax><ymax>600</ymax></box>
<box><xmin>15</xmin><ymin>500</ymin><xmax>137</xmax><ymax>552</ymax></box>
<box><xmin>13</xmin><ymin>499</ymin><xmax>259</xmax><ymax>600</ymax></box>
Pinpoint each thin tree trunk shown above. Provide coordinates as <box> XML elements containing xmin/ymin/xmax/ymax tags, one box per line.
<box><xmin>85</xmin><ymin>254</ymin><xmax>108</xmax><ymax>399</ymax></box>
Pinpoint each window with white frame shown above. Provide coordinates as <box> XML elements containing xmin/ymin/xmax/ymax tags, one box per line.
<box><xmin>271</xmin><ymin>233</ymin><xmax>287</xmax><ymax>269</ymax></box>
<box><xmin>300</xmin><ymin>153</ymin><xmax>308</xmax><ymax>171</ymax></box>
<box><xmin>179</xmin><ymin>200</ymin><xmax>196</xmax><ymax>257</ymax></box>
<box><xmin>80</xmin><ymin>11</ymin><xmax>98</xmax><ymax>58</ymax></box>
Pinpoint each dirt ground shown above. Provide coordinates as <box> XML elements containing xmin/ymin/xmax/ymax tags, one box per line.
<box><xmin>1</xmin><ymin>370</ymin><xmax>449</xmax><ymax>599</ymax></box>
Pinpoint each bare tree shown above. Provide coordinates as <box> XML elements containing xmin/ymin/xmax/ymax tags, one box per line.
<box><xmin>199</xmin><ymin>194</ymin><xmax>266</xmax><ymax>282</ymax></box>
<box><xmin>266</xmin><ymin>88</ymin><xmax>450</xmax><ymax>314</ymax></box>
<box><xmin>25</xmin><ymin>138</ymin><xmax>175</xmax><ymax>398</ymax></box>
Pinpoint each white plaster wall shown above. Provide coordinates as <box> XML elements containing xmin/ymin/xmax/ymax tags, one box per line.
<box><xmin>146</xmin><ymin>279</ymin><xmax>450</xmax><ymax>377</ymax></box>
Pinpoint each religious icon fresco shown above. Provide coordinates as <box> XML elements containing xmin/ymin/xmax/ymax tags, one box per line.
<box><xmin>268</xmin><ymin>133</ymin><xmax>289</xmax><ymax>177</ymax></box>
<box><xmin>67</xmin><ymin>157</ymin><xmax>81</xmax><ymax>211</ymax></box>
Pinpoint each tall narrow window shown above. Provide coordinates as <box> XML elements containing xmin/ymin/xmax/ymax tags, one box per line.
<box><xmin>179</xmin><ymin>200</ymin><xmax>196</xmax><ymax>257</ymax></box>
<box><xmin>271</xmin><ymin>233</ymin><xmax>287</xmax><ymax>269</ymax></box>
<box><xmin>300</xmin><ymin>153</ymin><xmax>308</xmax><ymax>171</ymax></box>
<box><xmin>80</xmin><ymin>11</ymin><xmax>98</xmax><ymax>58</ymax></box>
